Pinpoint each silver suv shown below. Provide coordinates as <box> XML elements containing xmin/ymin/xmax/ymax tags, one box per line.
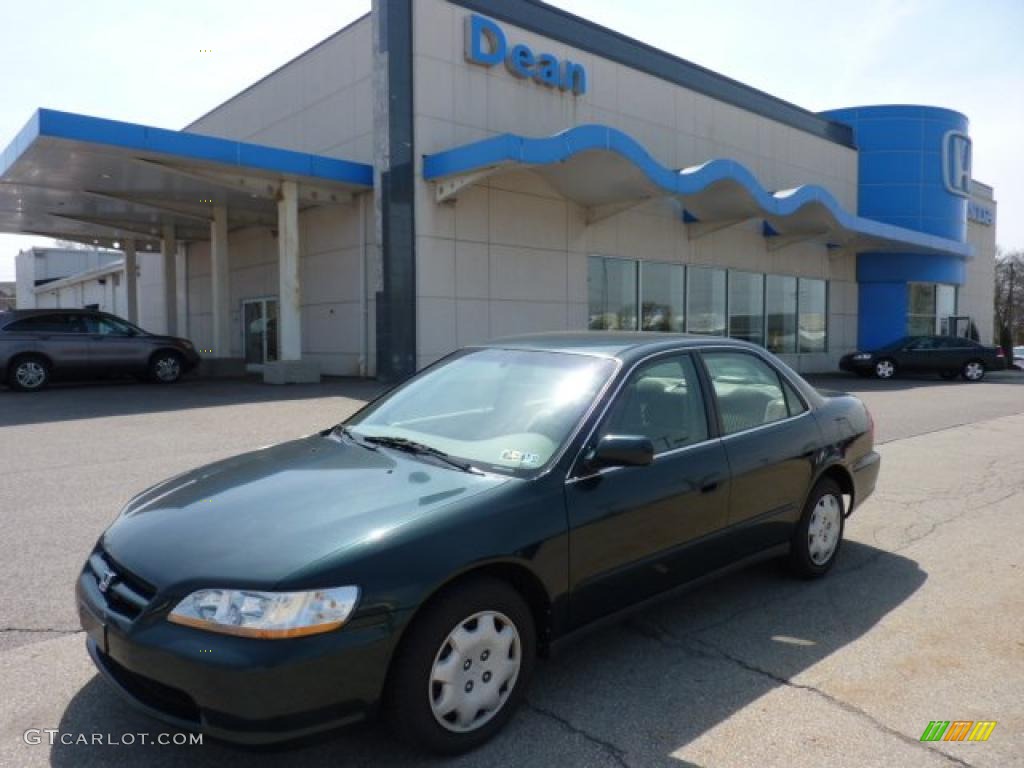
<box><xmin>0</xmin><ymin>309</ymin><xmax>200</xmax><ymax>392</ymax></box>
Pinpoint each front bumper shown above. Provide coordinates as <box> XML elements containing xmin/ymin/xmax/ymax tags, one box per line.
<box><xmin>77</xmin><ymin>571</ymin><xmax>411</xmax><ymax>744</ymax></box>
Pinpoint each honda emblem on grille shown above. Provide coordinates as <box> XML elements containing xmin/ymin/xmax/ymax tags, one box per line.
<box><xmin>98</xmin><ymin>570</ymin><xmax>116</xmax><ymax>593</ymax></box>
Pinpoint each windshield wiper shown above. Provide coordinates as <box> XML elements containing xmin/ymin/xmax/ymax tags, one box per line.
<box><xmin>331</xmin><ymin>425</ymin><xmax>378</xmax><ymax>451</ymax></box>
<box><xmin>361</xmin><ymin>436</ymin><xmax>483</xmax><ymax>474</ymax></box>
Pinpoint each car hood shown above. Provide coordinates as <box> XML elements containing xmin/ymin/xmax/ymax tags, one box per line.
<box><xmin>101</xmin><ymin>433</ymin><xmax>509</xmax><ymax>590</ymax></box>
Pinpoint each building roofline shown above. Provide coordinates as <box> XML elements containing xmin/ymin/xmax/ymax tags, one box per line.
<box><xmin>450</xmin><ymin>0</ymin><xmax>855</xmax><ymax>148</ymax></box>
<box><xmin>183</xmin><ymin>12</ymin><xmax>371</xmax><ymax>131</ymax></box>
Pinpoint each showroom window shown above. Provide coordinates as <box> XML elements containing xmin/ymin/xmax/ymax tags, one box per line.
<box><xmin>798</xmin><ymin>278</ymin><xmax>827</xmax><ymax>353</ymax></box>
<box><xmin>588</xmin><ymin>256</ymin><xmax>637</xmax><ymax>330</ymax></box>
<box><xmin>686</xmin><ymin>266</ymin><xmax>726</xmax><ymax>336</ymax></box>
<box><xmin>640</xmin><ymin>262</ymin><xmax>685</xmax><ymax>331</ymax></box>
<box><xmin>586</xmin><ymin>256</ymin><xmax>826</xmax><ymax>352</ymax></box>
<box><xmin>908</xmin><ymin>283</ymin><xmax>958</xmax><ymax>336</ymax></box>
<box><xmin>728</xmin><ymin>271</ymin><xmax>764</xmax><ymax>344</ymax></box>
<box><xmin>907</xmin><ymin>283</ymin><xmax>937</xmax><ymax>336</ymax></box>
<box><xmin>765</xmin><ymin>275</ymin><xmax>798</xmax><ymax>354</ymax></box>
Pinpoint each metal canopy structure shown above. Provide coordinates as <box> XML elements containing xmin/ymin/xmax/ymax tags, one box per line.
<box><xmin>423</xmin><ymin>124</ymin><xmax>973</xmax><ymax>259</ymax></box>
<box><xmin>0</xmin><ymin>109</ymin><xmax>374</xmax><ymax>250</ymax></box>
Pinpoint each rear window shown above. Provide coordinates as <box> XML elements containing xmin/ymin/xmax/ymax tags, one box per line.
<box><xmin>3</xmin><ymin>314</ymin><xmax>84</xmax><ymax>333</ymax></box>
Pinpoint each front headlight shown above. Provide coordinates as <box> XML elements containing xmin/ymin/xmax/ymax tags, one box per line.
<box><xmin>168</xmin><ymin>586</ymin><xmax>359</xmax><ymax>639</ymax></box>
<box><xmin>852</xmin><ymin>353</ymin><xmax>872</xmax><ymax>361</ymax></box>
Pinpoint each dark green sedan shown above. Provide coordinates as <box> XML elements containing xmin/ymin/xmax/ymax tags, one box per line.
<box><xmin>77</xmin><ymin>333</ymin><xmax>880</xmax><ymax>754</ymax></box>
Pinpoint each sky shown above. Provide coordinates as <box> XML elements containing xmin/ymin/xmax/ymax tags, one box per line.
<box><xmin>1</xmin><ymin>0</ymin><xmax>1022</xmax><ymax>281</ymax></box>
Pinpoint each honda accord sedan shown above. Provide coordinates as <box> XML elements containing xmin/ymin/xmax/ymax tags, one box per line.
<box><xmin>0</xmin><ymin>309</ymin><xmax>199</xmax><ymax>391</ymax></box>
<box><xmin>77</xmin><ymin>333</ymin><xmax>880</xmax><ymax>753</ymax></box>
<box><xmin>839</xmin><ymin>334</ymin><xmax>1005</xmax><ymax>381</ymax></box>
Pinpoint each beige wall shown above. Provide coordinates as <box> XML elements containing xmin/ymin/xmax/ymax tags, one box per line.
<box><xmin>961</xmin><ymin>185</ymin><xmax>997</xmax><ymax>343</ymax></box>
<box><xmin>187</xmin><ymin>16</ymin><xmax>374</xmax><ymax>164</ymax></box>
<box><xmin>412</xmin><ymin>0</ymin><xmax>858</xmax><ymax>372</ymax></box>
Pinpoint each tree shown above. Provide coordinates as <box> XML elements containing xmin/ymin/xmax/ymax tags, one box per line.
<box><xmin>994</xmin><ymin>249</ymin><xmax>1024</xmax><ymax>352</ymax></box>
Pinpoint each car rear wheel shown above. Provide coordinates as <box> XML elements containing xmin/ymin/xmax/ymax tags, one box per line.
<box><xmin>789</xmin><ymin>478</ymin><xmax>845</xmax><ymax>578</ymax></box>
<box><xmin>961</xmin><ymin>360</ymin><xmax>985</xmax><ymax>382</ymax></box>
<box><xmin>149</xmin><ymin>351</ymin><xmax>183</xmax><ymax>384</ymax></box>
<box><xmin>8</xmin><ymin>355</ymin><xmax>50</xmax><ymax>392</ymax></box>
<box><xmin>387</xmin><ymin>578</ymin><xmax>536</xmax><ymax>755</ymax></box>
<box><xmin>874</xmin><ymin>358</ymin><xmax>896</xmax><ymax>379</ymax></box>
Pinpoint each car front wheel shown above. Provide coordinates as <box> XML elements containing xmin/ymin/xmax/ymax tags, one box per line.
<box><xmin>387</xmin><ymin>578</ymin><xmax>536</xmax><ymax>755</ymax></box>
<box><xmin>874</xmin><ymin>358</ymin><xmax>896</xmax><ymax>379</ymax></box>
<box><xmin>961</xmin><ymin>360</ymin><xmax>985</xmax><ymax>382</ymax></box>
<box><xmin>149</xmin><ymin>352</ymin><xmax>183</xmax><ymax>384</ymax></box>
<box><xmin>790</xmin><ymin>478</ymin><xmax>845</xmax><ymax>578</ymax></box>
<box><xmin>8</xmin><ymin>355</ymin><xmax>50</xmax><ymax>392</ymax></box>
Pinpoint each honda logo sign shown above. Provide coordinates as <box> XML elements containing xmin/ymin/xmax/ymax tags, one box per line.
<box><xmin>942</xmin><ymin>131</ymin><xmax>972</xmax><ymax>198</ymax></box>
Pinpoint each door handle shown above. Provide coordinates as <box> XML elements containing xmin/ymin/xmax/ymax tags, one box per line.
<box><xmin>700</xmin><ymin>479</ymin><xmax>720</xmax><ymax>494</ymax></box>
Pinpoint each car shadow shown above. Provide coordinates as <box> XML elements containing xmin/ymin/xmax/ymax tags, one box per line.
<box><xmin>0</xmin><ymin>377</ymin><xmax>388</xmax><ymax>428</ymax></box>
<box><xmin>51</xmin><ymin>541</ymin><xmax>925</xmax><ymax>767</ymax></box>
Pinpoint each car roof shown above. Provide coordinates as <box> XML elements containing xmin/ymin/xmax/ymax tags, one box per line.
<box><xmin>475</xmin><ymin>331</ymin><xmax>761</xmax><ymax>362</ymax></box>
<box><xmin>1</xmin><ymin>308</ymin><xmax>105</xmax><ymax>317</ymax></box>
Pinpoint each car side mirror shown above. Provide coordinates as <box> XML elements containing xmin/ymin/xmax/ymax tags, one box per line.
<box><xmin>587</xmin><ymin>434</ymin><xmax>655</xmax><ymax>470</ymax></box>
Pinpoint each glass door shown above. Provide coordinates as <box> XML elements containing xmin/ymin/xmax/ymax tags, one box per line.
<box><xmin>242</xmin><ymin>297</ymin><xmax>279</xmax><ymax>370</ymax></box>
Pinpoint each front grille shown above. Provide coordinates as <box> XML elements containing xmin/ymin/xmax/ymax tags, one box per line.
<box><xmin>99</xmin><ymin>650</ymin><xmax>200</xmax><ymax>724</ymax></box>
<box><xmin>86</xmin><ymin>549</ymin><xmax>156</xmax><ymax>620</ymax></box>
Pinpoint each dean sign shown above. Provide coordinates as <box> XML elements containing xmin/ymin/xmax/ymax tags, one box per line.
<box><xmin>465</xmin><ymin>14</ymin><xmax>587</xmax><ymax>95</ymax></box>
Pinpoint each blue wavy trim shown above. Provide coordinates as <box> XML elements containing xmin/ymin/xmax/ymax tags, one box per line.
<box><xmin>423</xmin><ymin>124</ymin><xmax>970</xmax><ymax>259</ymax></box>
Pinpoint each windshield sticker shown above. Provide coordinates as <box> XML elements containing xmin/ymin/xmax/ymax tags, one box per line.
<box><xmin>500</xmin><ymin>449</ymin><xmax>540</xmax><ymax>466</ymax></box>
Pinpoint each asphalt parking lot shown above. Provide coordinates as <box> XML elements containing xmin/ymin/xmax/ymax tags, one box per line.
<box><xmin>1</xmin><ymin>371</ymin><xmax>1022</xmax><ymax>767</ymax></box>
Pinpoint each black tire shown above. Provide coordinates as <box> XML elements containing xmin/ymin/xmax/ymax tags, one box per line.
<box><xmin>149</xmin><ymin>351</ymin><xmax>183</xmax><ymax>384</ymax></box>
<box><xmin>961</xmin><ymin>359</ymin><xmax>985</xmax><ymax>382</ymax></box>
<box><xmin>939</xmin><ymin>370</ymin><xmax>958</xmax><ymax>380</ymax></box>
<box><xmin>7</xmin><ymin>354</ymin><xmax>51</xmax><ymax>392</ymax></box>
<box><xmin>386</xmin><ymin>578</ymin><xmax>536</xmax><ymax>755</ymax></box>
<box><xmin>874</xmin><ymin>358</ymin><xmax>897</xmax><ymax>380</ymax></box>
<box><xmin>789</xmin><ymin>478</ymin><xmax>845</xmax><ymax>578</ymax></box>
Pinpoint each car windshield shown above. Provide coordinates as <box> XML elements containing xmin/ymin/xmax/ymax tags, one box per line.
<box><xmin>345</xmin><ymin>348</ymin><xmax>616</xmax><ymax>475</ymax></box>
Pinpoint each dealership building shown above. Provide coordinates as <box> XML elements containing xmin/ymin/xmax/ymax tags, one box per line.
<box><xmin>0</xmin><ymin>0</ymin><xmax>997</xmax><ymax>381</ymax></box>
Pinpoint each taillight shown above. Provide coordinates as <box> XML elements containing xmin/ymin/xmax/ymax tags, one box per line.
<box><xmin>865</xmin><ymin>404</ymin><xmax>875</xmax><ymax>442</ymax></box>
<box><xmin>996</xmin><ymin>348</ymin><xmax>1005</xmax><ymax>358</ymax></box>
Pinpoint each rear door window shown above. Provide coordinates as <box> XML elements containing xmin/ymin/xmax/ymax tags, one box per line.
<box><xmin>4</xmin><ymin>314</ymin><xmax>84</xmax><ymax>333</ymax></box>
<box><xmin>703</xmin><ymin>351</ymin><xmax>792</xmax><ymax>435</ymax></box>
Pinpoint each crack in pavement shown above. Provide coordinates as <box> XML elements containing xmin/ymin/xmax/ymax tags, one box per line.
<box><xmin>0</xmin><ymin>627</ymin><xmax>82</xmax><ymax>634</ymax></box>
<box><xmin>688</xmin><ymin>638</ymin><xmax>976</xmax><ymax>768</ymax></box>
<box><xmin>622</xmin><ymin>621</ymin><xmax>974</xmax><ymax>768</ymax></box>
<box><xmin>524</xmin><ymin>701</ymin><xmax>631</xmax><ymax>768</ymax></box>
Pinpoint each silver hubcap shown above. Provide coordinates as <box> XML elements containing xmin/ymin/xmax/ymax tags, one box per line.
<box><xmin>429</xmin><ymin>610</ymin><xmax>521</xmax><ymax>733</ymax></box>
<box><xmin>876</xmin><ymin>360</ymin><xmax>894</xmax><ymax>378</ymax></box>
<box><xmin>965</xmin><ymin>362</ymin><xmax>983</xmax><ymax>380</ymax></box>
<box><xmin>155</xmin><ymin>357</ymin><xmax>180</xmax><ymax>382</ymax></box>
<box><xmin>15</xmin><ymin>361</ymin><xmax>45</xmax><ymax>389</ymax></box>
<box><xmin>807</xmin><ymin>493</ymin><xmax>842</xmax><ymax>565</ymax></box>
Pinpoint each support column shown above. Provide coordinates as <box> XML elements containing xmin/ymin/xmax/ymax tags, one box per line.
<box><xmin>161</xmin><ymin>224</ymin><xmax>177</xmax><ymax>336</ymax></box>
<box><xmin>123</xmin><ymin>239</ymin><xmax>138</xmax><ymax>324</ymax></box>
<box><xmin>277</xmin><ymin>181</ymin><xmax>301</xmax><ymax>361</ymax></box>
<box><xmin>210</xmin><ymin>205</ymin><xmax>232</xmax><ymax>357</ymax></box>
<box><xmin>176</xmin><ymin>243</ymin><xmax>188</xmax><ymax>337</ymax></box>
<box><xmin>263</xmin><ymin>181</ymin><xmax>319</xmax><ymax>384</ymax></box>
